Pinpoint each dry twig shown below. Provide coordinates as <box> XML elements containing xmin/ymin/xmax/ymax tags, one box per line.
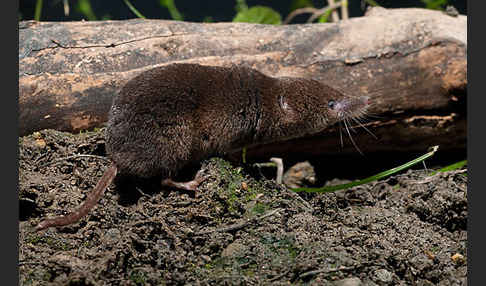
<box><xmin>283</xmin><ymin>2</ymin><xmax>343</xmax><ymax>24</ymax></box>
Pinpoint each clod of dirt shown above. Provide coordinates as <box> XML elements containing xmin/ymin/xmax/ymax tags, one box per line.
<box><xmin>19</xmin><ymin>129</ymin><xmax>467</xmax><ymax>285</ymax></box>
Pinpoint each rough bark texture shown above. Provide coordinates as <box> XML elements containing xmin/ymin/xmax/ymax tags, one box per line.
<box><xmin>19</xmin><ymin>7</ymin><xmax>466</xmax><ymax>157</ymax></box>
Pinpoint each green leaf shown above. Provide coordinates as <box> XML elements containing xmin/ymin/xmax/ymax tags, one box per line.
<box><xmin>428</xmin><ymin>160</ymin><xmax>467</xmax><ymax>176</ymax></box>
<box><xmin>34</xmin><ymin>0</ymin><xmax>43</xmax><ymax>21</ymax></box>
<box><xmin>235</xmin><ymin>0</ymin><xmax>249</xmax><ymax>13</ymax></box>
<box><xmin>290</xmin><ymin>0</ymin><xmax>314</xmax><ymax>11</ymax></box>
<box><xmin>203</xmin><ymin>16</ymin><xmax>213</xmax><ymax>23</ymax></box>
<box><xmin>76</xmin><ymin>0</ymin><xmax>97</xmax><ymax>21</ymax></box>
<box><xmin>421</xmin><ymin>0</ymin><xmax>449</xmax><ymax>10</ymax></box>
<box><xmin>364</xmin><ymin>0</ymin><xmax>380</xmax><ymax>7</ymax></box>
<box><xmin>292</xmin><ymin>146</ymin><xmax>440</xmax><ymax>193</ymax></box>
<box><xmin>123</xmin><ymin>0</ymin><xmax>146</xmax><ymax>19</ymax></box>
<box><xmin>317</xmin><ymin>9</ymin><xmax>332</xmax><ymax>23</ymax></box>
<box><xmin>233</xmin><ymin>6</ymin><xmax>282</xmax><ymax>25</ymax></box>
<box><xmin>242</xmin><ymin>147</ymin><xmax>247</xmax><ymax>164</ymax></box>
<box><xmin>160</xmin><ymin>0</ymin><xmax>184</xmax><ymax>21</ymax></box>
<box><xmin>101</xmin><ymin>14</ymin><xmax>112</xmax><ymax>20</ymax></box>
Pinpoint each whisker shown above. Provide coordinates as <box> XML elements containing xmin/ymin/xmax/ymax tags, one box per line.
<box><xmin>352</xmin><ymin>115</ymin><xmax>368</xmax><ymax>126</ymax></box>
<box><xmin>343</xmin><ymin>119</ymin><xmax>363</xmax><ymax>155</ymax></box>
<box><xmin>365</xmin><ymin>114</ymin><xmax>383</xmax><ymax>120</ymax></box>
<box><xmin>339</xmin><ymin>120</ymin><xmax>344</xmax><ymax>148</ymax></box>
<box><xmin>351</xmin><ymin>117</ymin><xmax>378</xmax><ymax>139</ymax></box>
<box><xmin>353</xmin><ymin>114</ymin><xmax>368</xmax><ymax>124</ymax></box>
<box><xmin>346</xmin><ymin>118</ymin><xmax>358</xmax><ymax>132</ymax></box>
<box><xmin>358</xmin><ymin>108</ymin><xmax>382</xmax><ymax>119</ymax></box>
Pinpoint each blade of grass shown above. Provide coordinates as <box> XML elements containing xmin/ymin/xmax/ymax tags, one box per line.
<box><xmin>123</xmin><ymin>0</ymin><xmax>146</xmax><ymax>19</ymax></box>
<box><xmin>160</xmin><ymin>0</ymin><xmax>183</xmax><ymax>21</ymax></box>
<box><xmin>365</xmin><ymin>0</ymin><xmax>380</xmax><ymax>6</ymax></box>
<box><xmin>63</xmin><ymin>0</ymin><xmax>70</xmax><ymax>16</ymax></box>
<box><xmin>34</xmin><ymin>0</ymin><xmax>43</xmax><ymax>21</ymax></box>
<box><xmin>428</xmin><ymin>160</ymin><xmax>467</xmax><ymax>176</ymax></box>
<box><xmin>235</xmin><ymin>0</ymin><xmax>249</xmax><ymax>13</ymax></box>
<box><xmin>292</xmin><ymin>146</ymin><xmax>439</xmax><ymax>193</ymax></box>
<box><xmin>76</xmin><ymin>0</ymin><xmax>97</xmax><ymax>21</ymax></box>
<box><xmin>242</xmin><ymin>147</ymin><xmax>247</xmax><ymax>164</ymax></box>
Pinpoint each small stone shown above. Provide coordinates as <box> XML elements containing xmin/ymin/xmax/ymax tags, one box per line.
<box><xmin>424</xmin><ymin>249</ymin><xmax>436</xmax><ymax>260</ymax></box>
<box><xmin>283</xmin><ymin>161</ymin><xmax>316</xmax><ymax>188</ymax></box>
<box><xmin>35</xmin><ymin>138</ymin><xmax>46</xmax><ymax>148</ymax></box>
<box><xmin>182</xmin><ymin>227</ymin><xmax>193</xmax><ymax>235</ymax></box>
<box><xmin>103</xmin><ymin>228</ymin><xmax>121</xmax><ymax>244</ymax></box>
<box><xmin>200</xmin><ymin>255</ymin><xmax>211</xmax><ymax>263</ymax></box>
<box><xmin>241</xmin><ymin>181</ymin><xmax>248</xmax><ymax>191</ymax></box>
<box><xmin>32</xmin><ymin>132</ymin><xmax>42</xmax><ymax>139</ymax></box>
<box><xmin>451</xmin><ymin>253</ymin><xmax>466</xmax><ymax>265</ymax></box>
<box><xmin>374</xmin><ymin>269</ymin><xmax>393</xmax><ymax>283</ymax></box>
<box><xmin>333</xmin><ymin>277</ymin><xmax>362</xmax><ymax>286</ymax></box>
<box><xmin>445</xmin><ymin>5</ymin><xmax>459</xmax><ymax>17</ymax></box>
<box><xmin>221</xmin><ymin>242</ymin><xmax>247</xmax><ymax>258</ymax></box>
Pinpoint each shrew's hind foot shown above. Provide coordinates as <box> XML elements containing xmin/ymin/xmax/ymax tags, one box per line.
<box><xmin>161</xmin><ymin>169</ymin><xmax>208</xmax><ymax>191</ymax></box>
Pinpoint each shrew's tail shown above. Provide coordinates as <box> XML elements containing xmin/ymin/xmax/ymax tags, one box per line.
<box><xmin>36</xmin><ymin>163</ymin><xmax>117</xmax><ymax>231</ymax></box>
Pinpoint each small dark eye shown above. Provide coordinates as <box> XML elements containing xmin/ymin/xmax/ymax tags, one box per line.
<box><xmin>328</xmin><ymin>100</ymin><xmax>336</xmax><ymax>109</ymax></box>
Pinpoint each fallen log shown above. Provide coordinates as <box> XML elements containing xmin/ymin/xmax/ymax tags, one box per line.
<box><xmin>19</xmin><ymin>7</ymin><xmax>466</xmax><ymax>157</ymax></box>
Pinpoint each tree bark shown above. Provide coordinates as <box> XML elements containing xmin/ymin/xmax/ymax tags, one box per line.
<box><xmin>19</xmin><ymin>7</ymin><xmax>466</xmax><ymax>157</ymax></box>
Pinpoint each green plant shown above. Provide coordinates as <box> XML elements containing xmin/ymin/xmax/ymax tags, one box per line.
<box><xmin>129</xmin><ymin>269</ymin><xmax>147</xmax><ymax>285</ymax></box>
<box><xmin>364</xmin><ymin>0</ymin><xmax>380</xmax><ymax>7</ymax></box>
<box><xmin>76</xmin><ymin>0</ymin><xmax>97</xmax><ymax>20</ymax></box>
<box><xmin>160</xmin><ymin>0</ymin><xmax>184</xmax><ymax>21</ymax></box>
<box><xmin>421</xmin><ymin>0</ymin><xmax>449</xmax><ymax>10</ymax></box>
<box><xmin>34</xmin><ymin>0</ymin><xmax>43</xmax><ymax>21</ymax></box>
<box><xmin>428</xmin><ymin>160</ymin><xmax>467</xmax><ymax>176</ymax></box>
<box><xmin>203</xmin><ymin>16</ymin><xmax>213</xmax><ymax>23</ymax></box>
<box><xmin>290</xmin><ymin>0</ymin><xmax>314</xmax><ymax>12</ymax></box>
<box><xmin>233</xmin><ymin>0</ymin><xmax>282</xmax><ymax>25</ymax></box>
<box><xmin>292</xmin><ymin>146</ymin><xmax>440</xmax><ymax>193</ymax></box>
<box><xmin>123</xmin><ymin>0</ymin><xmax>146</xmax><ymax>19</ymax></box>
<box><xmin>317</xmin><ymin>9</ymin><xmax>332</xmax><ymax>22</ymax></box>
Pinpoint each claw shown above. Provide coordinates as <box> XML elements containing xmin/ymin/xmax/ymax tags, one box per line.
<box><xmin>161</xmin><ymin>169</ymin><xmax>208</xmax><ymax>191</ymax></box>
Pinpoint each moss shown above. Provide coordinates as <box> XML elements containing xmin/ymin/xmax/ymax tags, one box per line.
<box><xmin>211</xmin><ymin>158</ymin><xmax>262</xmax><ymax>214</ymax></box>
<box><xmin>203</xmin><ymin>263</ymin><xmax>213</xmax><ymax>270</ymax></box>
<box><xmin>77</xmin><ymin>126</ymin><xmax>104</xmax><ymax>137</ymax></box>
<box><xmin>25</xmin><ymin>234</ymin><xmax>43</xmax><ymax>244</ymax></box>
<box><xmin>251</xmin><ymin>202</ymin><xmax>267</xmax><ymax>215</ymax></box>
<box><xmin>244</xmin><ymin>269</ymin><xmax>256</xmax><ymax>277</ymax></box>
<box><xmin>430</xmin><ymin>246</ymin><xmax>441</xmax><ymax>253</ymax></box>
<box><xmin>42</xmin><ymin>271</ymin><xmax>52</xmax><ymax>282</ymax></box>
<box><xmin>25</xmin><ymin>234</ymin><xmax>72</xmax><ymax>251</ymax></box>
<box><xmin>129</xmin><ymin>269</ymin><xmax>147</xmax><ymax>285</ymax></box>
<box><xmin>21</xmin><ymin>269</ymin><xmax>53</xmax><ymax>285</ymax></box>
<box><xmin>275</xmin><ymin>237</ymin><xmax>299</xmax><ymax>259</ymax></box>
<box><xmin>260</xmin><ymin>234</ymin><xmax>300</xmax><ymax>263</ymax></box>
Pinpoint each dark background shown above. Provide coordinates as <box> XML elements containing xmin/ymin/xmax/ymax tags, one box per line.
<box><xmin>19</xmin><ymin>0</ymin><xmax>467</xmax><ymax>22</ymax></box>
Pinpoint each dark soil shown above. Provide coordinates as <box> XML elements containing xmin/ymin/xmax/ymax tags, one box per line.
<box><xmin>19</xmin><ymin>129</ymin><xmax>467</xmax><ymax>285</ymax></box>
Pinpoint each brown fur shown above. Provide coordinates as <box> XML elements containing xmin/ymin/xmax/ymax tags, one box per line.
<box><xmin>106</xmin><ymin>63</ymin><xmax>359</xmax><ymax>178</ymax></box>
